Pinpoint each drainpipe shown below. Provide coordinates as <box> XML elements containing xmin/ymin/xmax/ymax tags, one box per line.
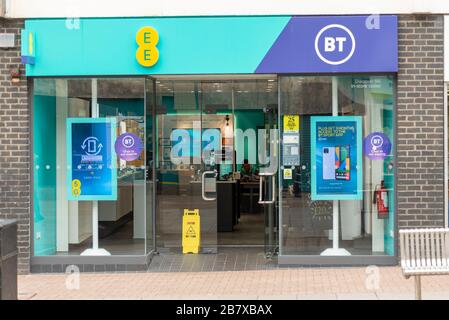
<box><xmin>0</xmin><ymin>0</ymin><xmax>5</xmax><ymax>17</ymax></box>
<box><xmin>1</xmin><ymin>0</ymin><xmax>12</xmax><ymax>18</ymax></box>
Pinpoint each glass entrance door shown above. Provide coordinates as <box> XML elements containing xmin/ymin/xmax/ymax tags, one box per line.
<box><xmin>154</xmin><ymin>79</ymin><xmax>235</xmax><ymax>253</ymax></box>
<box><xmin>229</xmin><ymin>78</ymin><xmax>279</xmax><ymax>254</ymax></box>
<box><xmin>153</xmin><ymin>77</ymin><xmax>279</xmax><ymax>256</ymax></box>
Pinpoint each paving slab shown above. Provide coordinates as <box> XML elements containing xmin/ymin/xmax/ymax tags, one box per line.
<box><xmin>257</xmin><ymin>295</ymin><xmax>298</xmax><ymax>300</ymax></box>
<box><xmin>297</xmin><ymin>294</ymin><xmax>338</xmax><ymax>300</ymax></box>
<box><xmin>17</xmin><ymin>266</ymin><xmax>449</xmax><ymax>300</ymax></box>
<box><xmin>336</xmin><ymin>293</ymin><xmax>379</xmax><ymax>300</ymax></box>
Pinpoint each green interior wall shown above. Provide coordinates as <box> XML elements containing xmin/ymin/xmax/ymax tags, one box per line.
<box><xmin>234</xmin><ymin>110</ymin><xmax>265</xmax><ymax>171</ymax></box>
<box><xmin>98</xmin><ymin>99</ymin><xmax>144</xmax><ymax>117</ymax></box>
<box><xmin>156</xmin><ymin>100</ymin><xmax>265</xmax><ymax>178</ymax></box>
<box><xmin>33</xmin><ymin>92</ymin><xmax>57</xmax><ymax>256</ymax></box>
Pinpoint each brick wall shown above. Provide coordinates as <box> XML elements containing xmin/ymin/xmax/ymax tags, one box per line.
<box><xmin>397</xmin><ymin>15</ymin><xmax>445</xmax><ymax>228</ymax></box>
<box><xmin>0</xmin><ymin>19</ymin><xmax>30</xmax><ymax>274</ymax></box>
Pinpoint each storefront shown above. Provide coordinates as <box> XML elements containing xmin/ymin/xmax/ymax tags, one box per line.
<box><xmin>23</xmin><ymin>15</ymin><xmax>399</xmax><ymax>269</ymax></box>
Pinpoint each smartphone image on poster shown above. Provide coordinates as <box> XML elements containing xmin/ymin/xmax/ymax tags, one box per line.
<box><xmin>335</xmin><ymin>145</ymin><xmax>350</xmax><ymax>180</ymax></box>
<box><xmin>322</xmin><ymin>147</ymin><xmax>336</xmax><ymax>180</ymax></box>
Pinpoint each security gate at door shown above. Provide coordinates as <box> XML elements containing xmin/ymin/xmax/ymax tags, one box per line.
<box><xmin>182</xmin><ymin>209</ymin><xmax>200</xmax><ymax>254</ymax></box>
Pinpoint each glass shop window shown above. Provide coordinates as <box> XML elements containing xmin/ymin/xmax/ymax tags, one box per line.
<box><xmin>280</xmin><ymin>75</ymin><xmax>395</xmax><ymax>256</ymax></box>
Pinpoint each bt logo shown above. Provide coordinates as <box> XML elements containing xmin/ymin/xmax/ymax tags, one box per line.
<box><xmin>370</xmin><ymin>135</ymin><xmax>384</xmax><ymax>151</ymax></box>
<box><xmin>122</xmin><ymin>135</ymin><xmax>135</xmax><ymax>148</ymax></box>
<box><xmin>314</xmin><ymin>24</ymin><xmax>356</xmax><ymax>65</ymax></box>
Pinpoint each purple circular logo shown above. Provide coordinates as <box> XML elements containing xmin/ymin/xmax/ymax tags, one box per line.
<box><xmin>115</xmin><ymin>133</ymin><xmax>143</xmax><ymax>161</ymax></box>
<box><xmin>363</xmin><ymin>132</ymin><xmax>391</xmax><ymax>160</ymax></box>
<box><xmin>315</xmin><ymin>24</ymin><xmax>356</xmax><ymax>65</ymax></box>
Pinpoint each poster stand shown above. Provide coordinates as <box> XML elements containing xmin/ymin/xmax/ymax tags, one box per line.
<box><xmin>320</xmin><ymin>76</ymin><xmax>351</xmax><ymax>256</ymax></box>
<box><xmin>81</xmin><ymin>79</ymin><xmax>111</xmax><ymax>256</ymax></box>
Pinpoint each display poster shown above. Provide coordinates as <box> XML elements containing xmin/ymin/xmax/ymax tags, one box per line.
<box><xmin>282</xmin><ymin>115</ymin><xmax>300</xmax><ymax>166</ymax></box>
<box><xmin>283</xmin><ymin>168</ymin><xmax>293</xmax><ymax>180</ymax></box>
<box><xmin>67</xmin><ymin>118</ymin><xmax>117</xmax><ymax>201</ymax></box>
<box><xmin>363</xmin><ymin>132</ymin><xmax>392</xmax><ymax>161</ymax></box>
<box><xmin>282</xmin><ymin>133</ymin><xmax>300</xmax><ymax>166</ymax></box>
<box><xmin>115</xmin><ymin>132</ymin><xmax>143</xmax><ymax>161</ymax></box>
<box><xmin>283</xmin><ymin>115</ymin><xmax>300</xmax><ymax>133</ymax></box>
<box><xmin>311</xmin><ymin>116</ymin><xmax>362</xmax><ymax>200</ymax></box>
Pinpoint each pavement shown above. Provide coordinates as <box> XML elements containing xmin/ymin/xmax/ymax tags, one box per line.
<box><xmin>17</xmin><ymin>266</ymin><xmax>449</xmax><ymax>300</ymax></box>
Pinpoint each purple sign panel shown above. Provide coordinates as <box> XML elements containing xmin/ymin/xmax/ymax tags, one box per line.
<box><xmin>115</xmin><ymin>133</ymin><xmax>143</xmax><ymax>161</ymax></box>
<box><xmin>363</xmin><ymin>132</ymin><xmax>392</xmax><ymax>160</ymax></box>
<box><xmin>256</xmin><ymin>15</ymin><xmax>397</xmax><ymax>73</ymax></box>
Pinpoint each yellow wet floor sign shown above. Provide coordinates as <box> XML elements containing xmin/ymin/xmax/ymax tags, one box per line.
<box><xmin>182</xmin><ymin>209</ymin><xmax>200</xmax><ymax>254</ymax></box>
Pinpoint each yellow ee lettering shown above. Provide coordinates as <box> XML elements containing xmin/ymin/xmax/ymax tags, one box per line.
<box><xmin>136</xmin><ymin>26</ymin><xmax>159</xmax><ymax>67</ymax></box>
<box><xmin>144</xmin><ymin>32</ymin><xmax>154</xmax><ymax>44</ymax></box>
<box><xmin>144</xmin><ymin>49</ymin><xmax>152</xmax><ymax>61</ymax></box>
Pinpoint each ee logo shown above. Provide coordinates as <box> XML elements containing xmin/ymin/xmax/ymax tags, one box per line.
<box><xmin>72</xmin><ymin>179</ymin><xmax>81</xmax><ymax>197</ymax></box>
<box><xmin>136</xmin><ymin>26</ymin><xmax>159</xmax><ymax>67</ymax></box>
<box><xmin>315</xmin><ymin>24</ymin><xmax>356</xmax><ymax>65</ymax></box>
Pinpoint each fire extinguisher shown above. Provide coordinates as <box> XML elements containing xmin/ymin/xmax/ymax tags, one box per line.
<box><xmin>373</xmin><ymin>180</ymin><xmax>389</xmax><ymax>219</ymax></box>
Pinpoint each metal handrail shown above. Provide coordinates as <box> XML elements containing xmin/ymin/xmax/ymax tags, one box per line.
<box><xmin>258</xmin><ymin>172</ymin><xmax>276</xmax><ymax>204</ymax></box>
<box><xmin>201</xmin><ymin>170</ymin><xmax>217</xmax><ymax>201</ymax></box>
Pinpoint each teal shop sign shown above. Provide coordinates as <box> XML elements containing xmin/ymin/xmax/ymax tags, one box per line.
<box><xmin>21</xmin><ymin>16</ymin><xmax>397</xmax><ymax>76</ymax></box>
<box><xmin>21</xmin><ymin>17</ymin><xmax>290</xmax><ymax>76</ymax></box>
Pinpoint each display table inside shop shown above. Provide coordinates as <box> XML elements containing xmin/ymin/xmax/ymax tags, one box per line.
<box><xmin>188</xmin><ymin>179</ymin><xmax>241</xmax><ymax>232</ymax></box>
<box><xmin>216</xmin><ymin>180</ymin><xmax>240</xmax><ymax>232</ymax></box>
<box><xmin>133</xmin><ymin>178</ymin><xmax>154</xmax><ymax>239</ymax></box>
<box><xmin>98</xmin><ymin>171</ymin><xmax>136</xmax><ymax>239</ymax></box>
<box><xmin>239</xmin><ymin>181</ymin><xmax>261</xmax><ymax>214</ymax></box>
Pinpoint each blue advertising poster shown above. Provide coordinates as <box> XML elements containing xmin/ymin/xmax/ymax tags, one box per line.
<box><xmin>67</xmin><ymin>118</ymin><xmax>117</xmax><ymax>201</ymax></box>
<box><xmin>311</xmin><ymin>116</ymin><xmax>362</xmax><ymax>200</ymax></box>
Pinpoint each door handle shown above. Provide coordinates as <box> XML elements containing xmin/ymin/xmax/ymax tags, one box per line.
<box><xmin>202</xmin><ymin>170</ymin><xmax>217</xmax><ymax>201</ymax></box>
<box><xmin>258</xmin><ymin>172</ymin><xmax>276</xmax><ymax>204</ymax></box>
